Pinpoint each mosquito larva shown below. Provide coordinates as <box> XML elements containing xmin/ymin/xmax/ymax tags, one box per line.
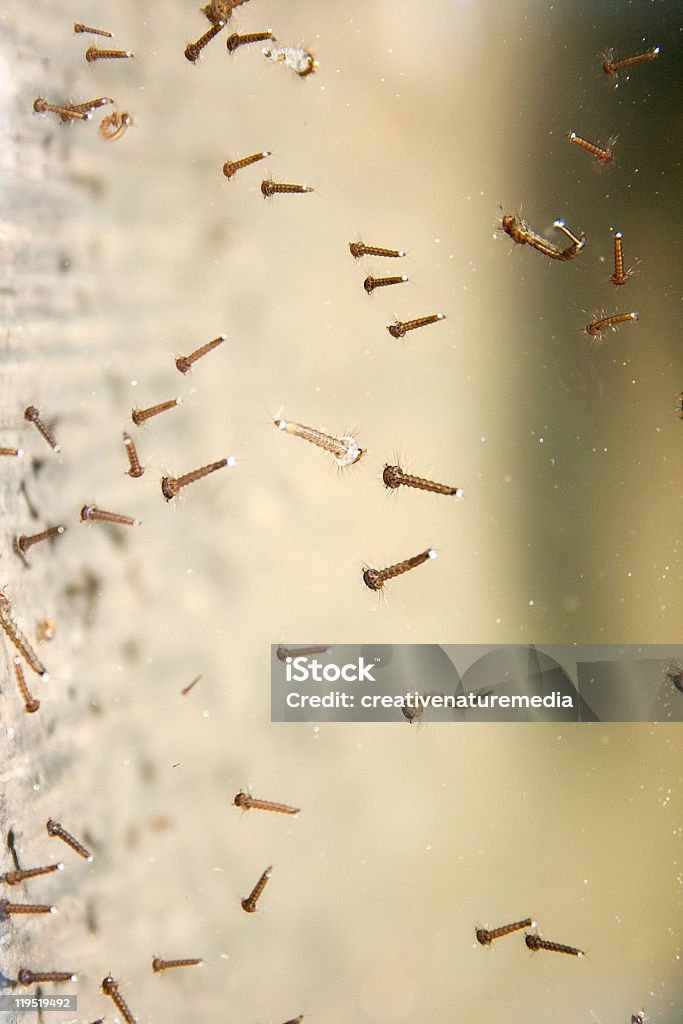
<box><xmin>363</xmin><ymin>548</ymin><xmax>437</xmax><ymax>592</ymax></box>
<box><xmin>234</xmin><ymin>791</ymin><xmax>300</xmax><ymax>815</ymax></box>
<box><xmin>667</xmin><ymin>661</ymin><xmax>683</xmax><ymax>694</ymax></box>
<box><xmin>525</xmin><ymin>932</ymin><xmax>585</xmax><ymax>957</ymax></box>
<box><xmin>3</xmin><ymin>862</ymin><xmax>62</xmax><ymax>885</ymax></box>
<box><xmin>276</xmin><ymin>645</ymin><xmax>331</xmax><ymax>662</ymax></box>
<box><xmin>175</xmin><ymin>334</ymin><xmax>225</xmax><ymax>372</ymax></box>
<box><xmin>24</xmin><ymin>405</ymin><xmax>60</xmax><ymax>452</ymax></box>
<box><xmin>261</xmin><ymin>179</ymin><xmax>314</xmax><ymax>197</ymax></box>
<box><xmin>0</xmin><ymin>899</ymin><xmax>55</xmax><ymax>916</ymax></box>
<box><xmin>12</xmin><ymin>658</ymin><xmax>40</xmax><ymax>714</ymax></box>
<box><xmin>274</xmin><ymin>418</ymin><xmax>365</xmax><ymax>466</ymax></box>
<box><xmin>227</xmin><ymin>31</ymin><xmax>275</xmax><ymax>52</ymax></box>
<box><xmin>0</xmin><ymin>447</ymin><xmax>23</xmax><ymax>456</ymax></box>
<box><xmin>383</xmin><ymin>464</ymin><xmax>463</xmax><ymax>498</ymax></box>
<box><xmin>33</xmin><ymin>98</ymin><xmax>90</xmax><ymax>121</ymax></box>
<box><xmin>85</xmin><ymin>47</ymin><xmax>134</xmax><ymax>63</ymax></box>
<box><xmin>80</xmin><ymin>505</ymin><xmax>139</xmax><ymax>527</ymax></box>
<box><xmin>61</xmin><ymin>97</ymin><xmax>113</xmax><ymax>122</ymax></box>
<box><xmin>678</xmin><ymin>393</ymin><xmax>683</xmax><ymax>421</ymax></box>
<box><xmin>131</xmin><ymin>397</ymin><xmax>182</xmax><ymax>426</ymax></box>
<box><xmin>387</xmin><ymin>313</ymin><xmax>445</xmax><ymax>339</ymax></box>
<box><xmin>602</xmin><ymin>46</ymin><xmax>660</xmax><ymax>78</ymax></box>
<box><xmin>123</xmin><ymin>433</ymin><xmax>144</xmax><ymax>478</ymax></box>
<box><xmin>280</xmin><ymin>1017</ymin><xmax>304</xmax><ymax>1024</ymax></box>
<box><xmin>222</xmin><ymin>153</ymin><xmax>271</xmax><ymax>179</ymax></box>
<box><xmin>610</xmin><ymin>231</ymin><xmax>632</xmax><ymax>285</ymax></box>
<box><xmin>584</xmin><ymin>311</ymin><xmax>638</xmax><ymax>338</ymax></box>
<box><xmin>202</xmin><ymin>0</ymin><xmax>246</xmax><ymax>25</ymax></box>
<box><xmin>46</xmin><ymin>819</ymin><xmax>93</xmax><ymax>861</ymax></box>
<box><xmin>181</xmin><ymin>674</ymin><xmax>202</xmax><ymax>696</ymax></box>
<box><xmin>15</xmin><ymin>525</ymin><xmax>66</xmax><ymax>556</ymax></box>
<box><xmin>185</xmin><ymin>20</ymin><xmax>226</xmax><ymax>62</ymax></box>
<box><xmin>364</xmin><ymin>274</ymin><xmax>408</xmax><ymax>294</ymax></box>
<box><xmin>500</xmin><ymin>214</ymin><xmax>585</xmax><ymax>261</ymax></box>
<box><xmin>99</xmin><ymin>111</ymin><xmax>134</xmax><ymax>141</ymax></box>
<box><xmin>18</xmin><ymin>969</ymin><xmax>77</xmax><ymax>985</ymax></box>
<box><xmin>476</xmin><ymin>918</ymin><xmax>534</xmax><ymax>945</ymax></box>
<box><xmin>101</xmin><ymin>976</ymin><xmax>136</xmax><ymax>1024</ymax></box>
<box><xmin>0</xmin><ymin>593</ymin><xmax>49</xmax><ymax>680</ymax></box>
<box><xmin>566</xmin><ymin>130</ymin><xmax>616</xmax><ymax>166</ymax></box>
<box><xmin>152</xmin><ymin>957</ymin><xmax>202</xmax><ymax>973</ymax></box>
<box><xmin>263</xmin><ymin>45</ymin><xmax>317</xmax><ymax>77</ymax></box>
<box><xmin>161</xmin><ymin>457</ymin><xmax>235</xmax><ymax>501</ymax></box>
<box><xmin>74</xmin><ymin>23</ymin><xmax>113</xmax><ymax>37</ymax></box>
<box><xmin>349</xmin><ymin>241</ymin><xmax>405</xmax><ymax>259</ymax></box>
<box><xmin>241</xmin><ymin>866</ymin><xmax>272</xmax><ymax>913</ymax></box>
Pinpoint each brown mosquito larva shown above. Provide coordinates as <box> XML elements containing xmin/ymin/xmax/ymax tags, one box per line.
<box><xmin>123</xmin><ymin>433</ymin><xmax>144</xmax><ymax>478</ymax></box>
<box><xmin>383</xmin><ymin>464</ymin><xmax>463</xmax><ymax>498</ymax></box>
<box><xmin>222</xmin><ymin>153</ymin><xmax>271</xmax><ymax>179</ymax></box>
<box><xmin>46</xmin><ymin>820</ymin><xmax>93</xmax><ymax>862</ymax></box>
<box><xmin>363</xmin><ymin>548</ymin><xmax>437</xmax><ymax>592</ymax></box>
<box><xmin>261</xmin><ymin>179</ymin><xmax>314</xmax><ymax>197</ymax></box>
<box><xmin>276</xmin><ymin>645</ymin><xmax>331</xmax><ymax>662</ymax></box>
<box><xmin>233</xmin><ymin>791</ymin><xmax>300</xmax><ymax>815</ymax></box>
<box><xmin>525</xmin><ymin>933</ymin><xmax>584</xmax><ymax>957</ymax></box>
<box><xmin>610</xmin><ymin>231</ymin><xmax>632</xmax><ymax>285</ymax></box>
<box><xmin>74</xmin><ymin>23</ymin><xmax>113</xmax><ymax>37</ymax></box>
<box><xmin>80</xmin><ymin>505</ymin><xmax>139</xmax><ymax>526</ymax></box>
<box><xmin>241</xmin><ymin>866</ymin><xmax>272</xmax><ymax>913</ymax></box>
<box><xmin>202</xmin><ymin>0</ymin><xmax>246</xmax><ymax>24</ymax></box>
<box><xmin>131</xmin><ymin>397</ymin><xmax>182</xmax><ymax>426</ymax></box>
<box><xmin>631</xmin><ymin>1011</ymin><xmax>646</xmax><ymax>1024</ymax></box>
<box><xmin>161</xmin><ymin>456</ymin><xmax>235</xmax><ymax>501</ymax></box>
<box><xmin>349</xmin><ymin>241</ymin><xmax>405</xmax><ymax>259</ymax></box>
<box><xmin>15</xmin><ymin>525</ymin><xmax>66</xmax><ymax>556</ymax></box>
<box><xmin>566</xmin><ymin>130</ymin><xmax>616</xmax><ymax>167</ymax></box>
<box><xmin>584</xmin><ymin>311</ymin><xmax>638</xmax><ymax>338</ymax></box>
<box><xmin>185</xmin><ymin>20</ymin><xmax>226</xmax><ymax>62</ymax></box>
<box><xmin>280</xmin><ymin>1017</ymin><xmax>304</xmax><ymax>1024</ymax></box>
<box><xmin>85</xmin><ymin>47</ymin><xmax>134</xmax><ymax>63</ymax></box>
<box><xmin>476</xmin><ymin>918</ymin><xmax>534</xmax><ymax>945</ymax></box>
<box><xmin>387</xmin><ymin>313</ymin><xmax>445</xmax><ymax>339</ymax></box>
<box><xmin>678</xmin><ymin>394</ymin><xmax>683</xmax><ymax>420</ymax></box>
<box><xmin>12</xmin><ymin>658</ymin><xmax>40</xmax><ymax>714</ymax></box>
<box><xmin>176</xmin><ymin>334</ymin><xmax>225</xmax><ymax>372</ymax></box>
<box><xmin>0</xmin><ymin>899</ymin><xmax>55</xmax><ymax>916</ymax></box>
<box><xmin>33</xmin><ymin>98</ymin><xmax>89</xmax><ymax>121</ymax></box>
<box><xmin>0</xmin><ymin>593</ymin><xmax>49</xmax><ymax>680</ymax></box>
<box><xmin>61</xmin><ymin>97</ymin><xmax>113</xmax><ymax>122</ymax></box>
<box><xmin>3</xmin><ymin>863</ymin><xmax>62</xmax><ymax>885</ymax></box>
<box><xmin>101</xmin><ymin>976</ymin><xmax>136</xmax><ymax>1024</ymax></box>
<box><xmin>603</xmin><ymin>46</ymin><xmax>660</xmax><ymax>77</ymax></box>
<box><xmin>0</xmin><ymin>446</ymin><xmax>23</xmax><ymax>456</ymax></box>
<box><xmin>227</xmin><ymin>30</ymin><xmax>275</xmax><ymax>52</ymax></box>
<box><xmin>181</xmin><ymin>674</ymin><xmax>202</xmax><ymax>696</ymax></box>
<box><xmin>23</xmin><ymin>405</ymin><xmax>61</xmax><ymax>452</ymax></box>
<box><xmin>99</xmin><ymin>111</ymin><xmax>134</xmax><ymax>141</ymax></box>
<box><xmin>17</xmin><ymin>969</ymin><xmax>77</xmax><ymax>985</ymax></box>
<box><xmin>364</xmin><ymin>274</ymin><xmax>408</xmax><ymax>294</ymax></box>
<box><xmin>152</xmin><ymin>957</ymin><xmax>202</xmax><ymax>973</ymax></box>
<box><xmin>667</xmin><ymin>661</ymin><xmax>683</xmax><ymax>694</ymax></box>
<box><xmin>274</xmin><ymin>419</ymin><xmax>365</xmax><ymax>466</ymax></box>
<box><xmin>500</xmin><ymin>214</ymin><xmax>585</xmax><ymax>261</ymax></box>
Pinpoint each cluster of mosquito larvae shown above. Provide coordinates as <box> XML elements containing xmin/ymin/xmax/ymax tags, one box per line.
<box><xmin>566</xmin><ymin>130</ymin><xmax>616</xmax><ymax>167</ymax></box>
<box><xmin>363</xmin><ymin>548</ymin><xmax>437</xmax><ymax>592</ymax></box>
<box><xmin>274</xmin><ymin>418</ymin><xmax>365</xmax><ymax>467</ymax></box>
<box><xmin>584</xmin><ymin>311</ymin><xmax>638</xmax><ymax>339</ymax></box>
<box><xmin>501</xmin><ymin>214</ymin><xmax>586</xmax><ymax>261</ymax></box>
<box><xmin>34</xmin><ymin>93</ymin><xmax>131</xmax><ymax>141</ymax></box>
<box><xmin>602</xmin><ymin>45</ymin><xmax>660</xmax><ymax>79</ymax></box>
<box><xmin>234</xmin><ymin>791</ymin><xmax>300</xmax><ymax>815</ymax></box>
<box><xmin>475</xmin><ymin>919</ymin><xmax>584</xmax><ymax>956</ymax></box>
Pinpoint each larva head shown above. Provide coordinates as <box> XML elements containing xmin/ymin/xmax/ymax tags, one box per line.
<box><xmin>524</xmin><ymin>933</ymin><xmax>542</xmax><ymax>950</ymax></box>
<box><xmin>335</xmin><ymin>437</ymin><xmax>365</xmax><ymax>467</ymax></box>
<box><xmin>382</xmin><ymin>465</ymin><xmax>403</xmax><ymax>489</ymax></box>
<box><xmin>233</xmin><ymin>791</ymin><xmax>249</xmax><ymax>807</ymax></box>
<box><xmin>362</xmin><ymin>568</ymin><xmax>384</xmax><ymax>592</ymax></box>
<box><xmin>101</xmin><ymin>975</ymin><xmax>118</xmax><ymax>995</ymax></box>
<box><xmin>475</xmin><ymin>928</ymin><xmax>492</xmax><ymax>945</ymax></box>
